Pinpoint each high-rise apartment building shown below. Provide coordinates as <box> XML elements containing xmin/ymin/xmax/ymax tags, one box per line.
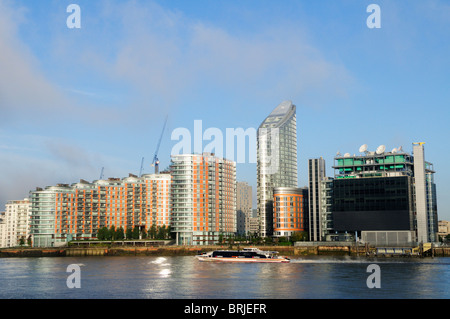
<box><xmin>412</xmin><ymin>143</ymin><xmax>438</xmax><ymax>243</ymax></box>
<box><xmin>145</xmin><ymin>174</ymin><xmax>172</xmax><ymax>229</ymax></box>
<box><xmin>332</xmin><ymin>143</ymin><xmax>438</xmax><ymax>243</ymax></box>
<box><xmin>273</xmin><ymin>187</ymin><xmax>307</xmax><ymax>238</ymax></box>
<box><xmin>247</xmin><ymin>216</ymin><xmax>259</xmax><ymax>237</ymax></box>
<box><xmin>308</xmin><ymin>157</ymin><xmax>326</xmax><ymax>241</ymax></box>
<box><xmin>0</xmin><ymin>212</ymin><xmax>5</xmax><ymax>248</ymax></box>
<box><xmin>257</xmin><ymin>101</ymin><xmax>298</xmax><ymax>237</ymax></box>
<box><xmin>0</xmin><ymin>199</ymin><xmax>31</xmax><ymax>247</ymax></box>
<box><xmin>30</xmin><ymin>173</ymin><xmax>171</xmax><ymax>247</ymax></box>
<box><xmin>170</xmin><ymin>153</ymin><xmax>236</xmax><ymax>245</ymax></box>
<box><xmin>438</xmin><ymin>220</ymin><xmax>450</xmax><ymax>240</ymax></box>
<box><xmin>236</xmin><ymin>181</ymin><xmax>252</xmax><ymax>236</ymax></box>
<box><xmin>320</xmin><ymin>177</ymin><xmax>334</xmax><ymax>240</ymax></box>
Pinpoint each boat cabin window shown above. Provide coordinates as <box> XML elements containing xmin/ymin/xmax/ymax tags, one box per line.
<box><xmin>211</xmin><ymin>251</ymin><xmax>267</xmax><ymax>258</ymax></box>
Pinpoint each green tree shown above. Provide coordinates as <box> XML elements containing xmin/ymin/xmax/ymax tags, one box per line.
<box><xmin>109</xmin><ymin>226</ymin><xmax>116</xmax><ymax>241</ymax></box>
<box><xmin>156</xmin><ymin>225</ymin><xmax>163</xmax><ymax>239</ymax></box>
<box><xmin>149</xmin><ymin>225</ymin><xmax>157</xmax><ymax>239</ymax></box>
<box><xmin>227</xmin><ymin>235</ymin><xmax>234</xmax><ymax>248</ymax></box>
<box><xmin>132</xmin><ymin>227</ymin><xmax>140</xmax><ymax>240</ymax></box>
<box><xmin>97</xmin><ymin>226</ymin><xmax>108</xmax><ymax>240</ymax></box>
<box><xmin>126</xmin><ymin>227</ymin><xmax>133</xmax><ymax>240</ymax></box>
<box><xmin>167</xmin><ymin>225</ymin><xmax>175</xmax><ymax>239</ymax></box>
<box><xmin>116</xmin><ymin>227</ymin><xmax>125</xmax><ymax>240</ymax></box>
<box><xmin>290</xmin><ymin>231</ymin><xmax>308</xmax><ymax>242</ymax></box>
<box><xmin>19</xmin><ymin>236</ymin><xmax>25</xmax><ymax>246</ymax></box>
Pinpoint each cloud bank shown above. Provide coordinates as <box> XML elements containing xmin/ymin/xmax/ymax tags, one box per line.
<box><xmin>0</xmin><ymin>0</ymin><xmax>355</xmax><ymax>208</ymax></box>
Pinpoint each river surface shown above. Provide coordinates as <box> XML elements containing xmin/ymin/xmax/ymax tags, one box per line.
<box><xmin>0</xmin><ymin>255</ymin><xmax>449</xmax><ymax>299</ymax></box>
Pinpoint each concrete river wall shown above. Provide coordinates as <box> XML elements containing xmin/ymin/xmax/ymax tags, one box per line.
<box><xmin>1</xmin><ymin>245</ymin><xmax>449</xmax><ymax>257</ymax></box>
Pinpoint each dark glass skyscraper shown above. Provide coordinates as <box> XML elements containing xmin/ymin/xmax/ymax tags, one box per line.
<box><xmin>309</xmin><ymin>157</ymin><xmax>326</xmax><ymax>241</ymax></box>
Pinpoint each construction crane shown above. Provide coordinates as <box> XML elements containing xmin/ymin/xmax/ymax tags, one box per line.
<box><xmin>152</xmin><ymin>116</ymin><xmax>168</xmax><ymax>174</ymax></box>
<box><xmin>139</xmin><ymin>157</ymin><xmax>144</xmax><ymax>177</ymax></box>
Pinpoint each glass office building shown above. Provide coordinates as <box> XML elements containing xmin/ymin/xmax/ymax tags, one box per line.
<box><xmin>332</xmin><ymin>143</ymin><xmax>438</xmax><ymax>243</ymax></box>
<box><xmin>308</xmin><ymin>157</ymin><xmax>326</xmax><ymax>241</ymax></box>
<box><xmin>332</xmin><ymin>176</ymin><xmax>414</xmax><ymax>231</ymax></box>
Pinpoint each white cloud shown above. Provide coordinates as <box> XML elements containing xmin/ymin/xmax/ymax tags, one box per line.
<box><xmin>0</xmin><ymin>133</ymin><xmax>137</xmax><ymax>209</ymax></box>
<box><xmin>0</xmin><ymin>1</ymin><xmax>128</xmax><ymax>128</ymax></box>
<box><xmin>0</xmin><ymin>0</ymin><xmax>356</xmax><ymax>208</ymax></box>
<box><xmin>0</xmin><ymin>1</ymin><xmax>73</xmax><ymax>123</ymax></box>
<box><xmin>69</xmin><ymin>1</ymin><xmax>355</xmax><ymax>112</ymax></box>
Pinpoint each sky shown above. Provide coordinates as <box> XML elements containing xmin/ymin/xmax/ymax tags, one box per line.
<box><xmin>1</xmin><ymin>0</ymin><xmax>449</xmax><ymax>219</ymax></box>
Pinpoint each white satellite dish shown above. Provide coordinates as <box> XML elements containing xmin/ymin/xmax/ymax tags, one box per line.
<box><xmin>344</xmin><ymin>153</ymin><xmax>351</xmax><ymax>157</ymax></box>
<box><xmin>398</xmin><ymin>146</ymin><xmax>403</xmax><ymax>152</ymax></box>
<box><xmin>359</xmin><ymin>144</ymin><xmax>368</xmax><ymax>153</ymax></box>
<box><xmin>391</xmin><ymin>148</ymin><xmax>397</xmax><ymax>153</ymax></box>
<box><xmin>376</xmin><ymin>145</ymin><xmax>386</xmax><ymax>155</ymax></box>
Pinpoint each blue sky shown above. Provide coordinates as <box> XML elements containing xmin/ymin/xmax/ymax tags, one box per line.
<box><xmin>1</xmin><ymin>0</ymin><xmax>449</xmax><ymax>220</ymax></box>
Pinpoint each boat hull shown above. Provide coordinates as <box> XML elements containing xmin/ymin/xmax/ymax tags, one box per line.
<box><xmin>196</xmin><ymin>256</ymin><xmax>289</xmax><ymax>263</ymax></box>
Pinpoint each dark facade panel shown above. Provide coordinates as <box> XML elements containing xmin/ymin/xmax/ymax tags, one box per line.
<box><xmin>332</xmin><ymin>176</ymin><xmax>413</xmax><ymax>232</ymax></box>
<box><xmin>333</xmin><ymin>176</ymin><xmax>411</xmax><ymax>211</ymax></box>
<box><xmin>333</xmin><ymin>210</ymin><xmax>411</xmax><ymax>232</ymax></box>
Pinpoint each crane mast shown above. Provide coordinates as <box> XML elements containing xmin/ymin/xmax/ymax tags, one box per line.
<box><xmin>139</xmin><ymin>157</ymin><xmax>144</xmax><ymax>177</ymax></box>
<box><xmin>152</xmin><ymin>116</ymin><xmax>168</xmax><ymax>174</ymax></box>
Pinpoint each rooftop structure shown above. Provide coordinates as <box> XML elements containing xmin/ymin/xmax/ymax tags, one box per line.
<box><xmin>333</xmin><ymin>144</ymin><xmax>434</xmax><ymax>179</ymax></box>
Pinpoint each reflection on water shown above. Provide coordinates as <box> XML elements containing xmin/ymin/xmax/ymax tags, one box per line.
<box><xmin>148</xmin><ymin>257</ymin><xmax>171</xmax><ymax>278</ymax></box>
<box><xmin>0</xmin><ymin>256</ymin><xmax>449</xmax><ymax>299</ymax></box>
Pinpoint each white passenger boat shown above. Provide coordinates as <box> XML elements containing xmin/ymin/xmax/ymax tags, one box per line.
<box><xmin>196</xmin><ymin>247</ymin><xmax>290</xmax><ymax>263</ymax></box>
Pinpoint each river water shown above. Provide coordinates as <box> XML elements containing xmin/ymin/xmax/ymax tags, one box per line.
<box><xmin>0</xmin><ymin>255</ymin><xmax>449</xmax><ymax>299</ymax></box>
